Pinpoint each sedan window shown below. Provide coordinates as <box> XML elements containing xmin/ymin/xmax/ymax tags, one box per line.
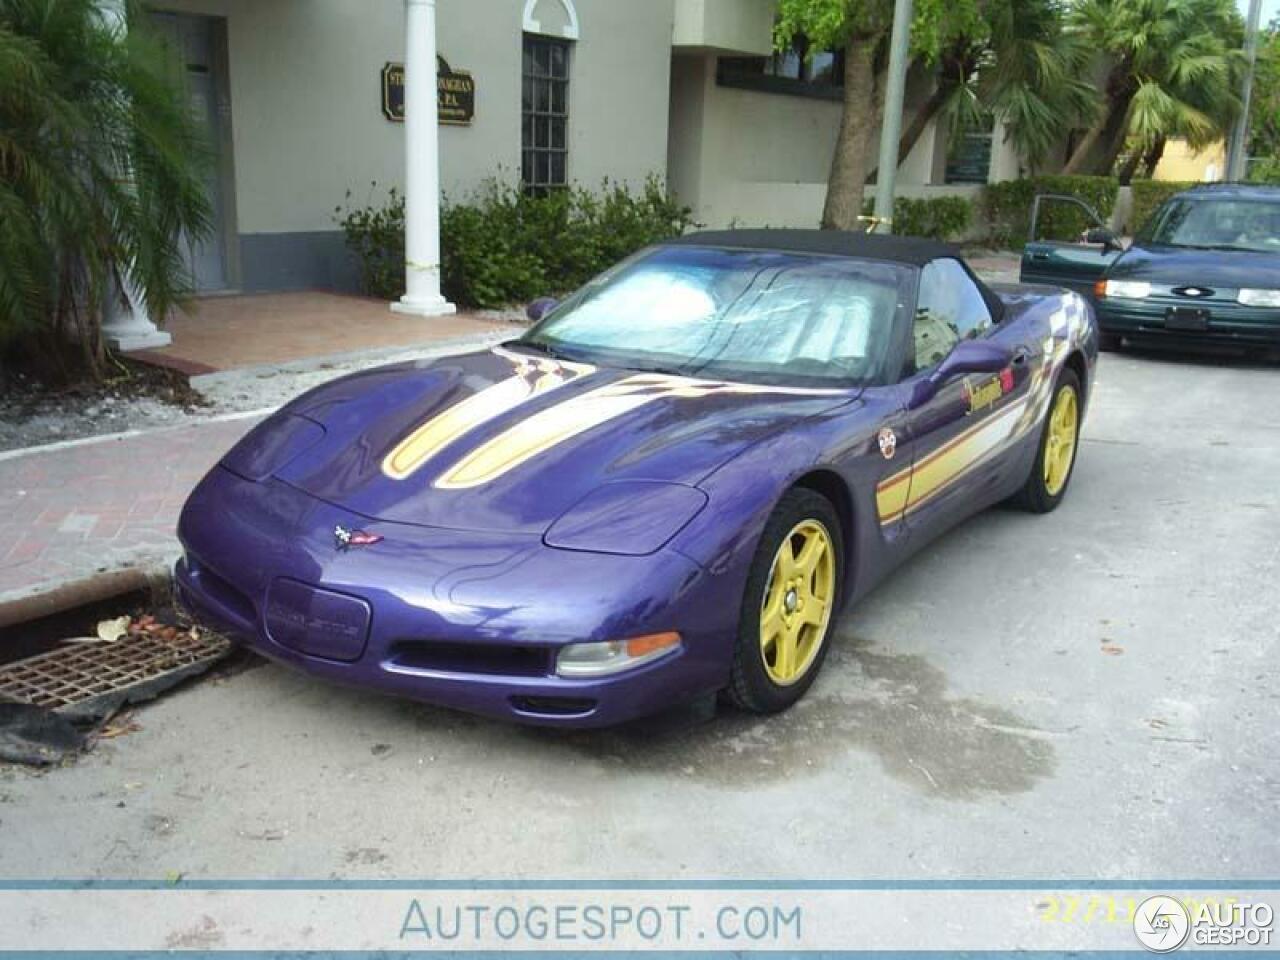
<box><xmin>1142</xmin><ymin>198</ymin><xmax>1280</xmax><ymax>254</ymax></box>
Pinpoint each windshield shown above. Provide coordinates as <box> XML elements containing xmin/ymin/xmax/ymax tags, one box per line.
<box><xmin>1140</xmin><ymin>198</ymin><xmax>1280</xmax><ymax>254</ymax></box>
<box><xmin>518</xmin><ymin>246</ymin><xmax>913</xmax><ymax>387</ymax></box>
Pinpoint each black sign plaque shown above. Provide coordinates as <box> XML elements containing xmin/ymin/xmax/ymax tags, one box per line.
<box><xmin>382</xmin><ymin>57</ymin><xmax>474</xmax><ymax>125</ymax></box>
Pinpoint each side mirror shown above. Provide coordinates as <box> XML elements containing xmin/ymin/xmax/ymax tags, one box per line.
<box><xmin>526</xmin><ymin>297</ymin><xmax>558</xmax><ymax>323</ymax></box>
<box><xmin>1084</xmin><ymin>227</ymin><xmax>1122</xmax><ymax>252</ymax></box>
<box><xmin>910</xmin><ymin>339</ymin><xmax>1013</xmax><ymax>409</ymax></box>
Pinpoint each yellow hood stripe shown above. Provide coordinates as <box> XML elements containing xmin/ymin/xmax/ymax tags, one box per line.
<box><xmin>434</xmin><ymin>372</ymin><xmax>846</xmax><ymax>490</ymax></box>
<box><xmin>381</xmin><ymin>350</ymin><xmax>593</xmax><ymax>480</ymax></box>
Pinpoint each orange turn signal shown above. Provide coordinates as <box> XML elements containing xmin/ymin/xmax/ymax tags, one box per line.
<box><xmin>625</xmin><ymin>632</ymin><xmax>681</xmax><ymax>658</ymax></box>
<box><xmin>1093</xmin><ymin>279</ymin><xmax>1108</xmax><ymax>299</ymax></box>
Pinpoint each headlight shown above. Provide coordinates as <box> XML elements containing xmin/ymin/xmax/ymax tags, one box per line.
<box><xmin>544</xmin><ymin>481</ymin><xmax>707</xmax><ymax>556</ymax></box>
<box><xmin>556</xmin><ymin>632</ymin><xmax>682</xmax><ymax>678</ymax></box>
<box><xmin>1102</xmin><ymin>279</ymin><xmax>1152</xmax><ymax>299</ymax></box>
<box><xmin>220</xmin><ymin>414</ymin><xmax>325</xmax><ymax>482</ymax></box>
<box><xmin>1237</xmin><ymin>288</ymin><xmax>1280</xmax><ymax>307</ymax></box>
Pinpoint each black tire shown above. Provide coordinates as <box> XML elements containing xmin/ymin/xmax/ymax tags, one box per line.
<box><xmin>726</xmin><ymin>488</ymin><xmax>843</xmax><ymax>714</ymax></box>
<box><xmin>1012</xmin><ymin>368</ymin><xmax>1082</xmax><ymax>514</ymax></box>
<box><xmin>1099</xmin><ymin>332</ymin><xmax>1122</xmax><ymax>352</ymax></box>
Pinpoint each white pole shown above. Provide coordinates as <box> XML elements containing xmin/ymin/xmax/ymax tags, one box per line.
<box><xmin>97</xmin><ymin>0</ymin><xmax>173</xmax><ymax>350</ymax></box>
<box><xmin>392</xmin><ymin>0</ymin><xmax>456</xmax><ymax>316</ymax></box>
<box><xmin>872</xmin><ymin>0</ymin><xmax>914</xmax><ymax>234</ymax></box>
<box><xmin>1225</xmin><ymin>0</ymin><xmax>1264</xmax><ymax>182</ymax></box>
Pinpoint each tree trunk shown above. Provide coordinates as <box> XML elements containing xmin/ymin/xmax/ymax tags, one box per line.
<box><xmin>1062</xmin><ymin>112</ymin><xmax>1108</xmax><ymax>174</ymax></box>
<box><xmin>1063</xmin><ymin>63</ymin><xmax>1134</xmax><ymax>175</ymax></box>
<box><xmin>1096</xmin><ymin>104</ymin><xmax>1133</xmax><ymax>174</ymax></box>
<box><xmin>1141</xmin><ymin>136</ymin><xmax>1167</xmax><ymax>178</ymax></box>
<box><xmin>822</xmin><ymin>33</ymin><xmax>881</xmax><ymax>230</ymax></box>
<box><xmin>1117</xmin><ymin>151</ymin><xmax>1142</xmax><ymax>184</ymax></box>
<box><xmin>867</xmin><ymin>77</ymin><xmax>956</xmax><ymax>182</ymax></box>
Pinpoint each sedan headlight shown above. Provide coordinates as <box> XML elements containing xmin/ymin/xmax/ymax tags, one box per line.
<box><xmin>556</xmin><ymin>632</ymin><xmax>682</xmax><ymax>678</ymax></box>
<box><xmin>1237</xmin><ymin>288</ymin><xmax>1280</xmax><ymax>308</ymax></box>
<box><xmin>1102</xmin><ymin>279</ymin><xmax>1152</xmax><ymax>300</ymax></box>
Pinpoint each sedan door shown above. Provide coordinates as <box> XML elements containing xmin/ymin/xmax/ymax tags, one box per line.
<box><xmin>1020</xmin><ymin>195</ymin><xmax>1123</xmax><ymax>299</ymax></box>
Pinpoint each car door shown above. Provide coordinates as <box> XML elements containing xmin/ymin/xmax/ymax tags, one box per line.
<box><xmin>1020</xmin><ymin>194</ymin><xmax>1123</xmax><ymax>299</ymax></box>
<box><xmin>896</xmin><ymin>259</ymin><xmax>1042</xmax><ymax>538</ymax></box>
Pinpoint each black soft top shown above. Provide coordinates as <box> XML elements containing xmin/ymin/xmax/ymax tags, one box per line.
<box><xmin>670</xmin><ymin>229</ymin><xmax>958</xmax><ymax>266</ymax></box>
<box><xmin>668</xmin><ymin>228</ymin><xmax>1004</xmax><ymax>321</ymax></box>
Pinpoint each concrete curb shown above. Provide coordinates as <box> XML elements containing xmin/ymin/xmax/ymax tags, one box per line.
<box><xmin>188</xmin><ymin>329</ymin><xmax>512</xmax><ymax>391</ymax></box>
<box><xmin>0</xmin><ymin>559</ymin><xmax>174</xmax><ymax>631</ymax></box>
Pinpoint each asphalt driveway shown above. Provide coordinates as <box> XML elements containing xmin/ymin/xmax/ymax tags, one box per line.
<box><xmin>1</xmin><ymin>347</ymin><xmax>1277</xmax><ymax>880</ymax></box>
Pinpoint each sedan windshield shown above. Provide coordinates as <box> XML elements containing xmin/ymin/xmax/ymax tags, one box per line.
<box><xmin>519</xmin><ymin>245</ymin><xmax>913</xmax><ymax>387</ymax></box>
<box><xmin>1141</xmin><ymin>198</ymin><xmax>1280</xmax><ymax>254</ymax></box>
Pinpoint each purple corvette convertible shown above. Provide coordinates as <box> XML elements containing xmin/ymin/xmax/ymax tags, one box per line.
<box><xmin>176</xmin><ymin>231</ymin><xmax>1097</xmax><ymax>727</ymax></box>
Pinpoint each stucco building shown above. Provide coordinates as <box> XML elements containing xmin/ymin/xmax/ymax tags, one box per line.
<box><xmin>141</xmin><ymin>0</ymin><xmax>1021</xmax><ymax>298</ymax></box>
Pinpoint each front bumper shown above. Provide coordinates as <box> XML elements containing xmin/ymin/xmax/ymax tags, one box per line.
<box><xmin>1098</xmin><ymin>299</ymin><xmax>1280</xmax><ymax>349</ymax></box>
<box><xmin>175</xmin><ymin>467</ymin><xmax>735</xmax><ymax>727</ymax></box>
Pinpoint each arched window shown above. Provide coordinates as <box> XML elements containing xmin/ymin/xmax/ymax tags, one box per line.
<box><xmin>522</xmin><ymin>0</ymin><xmax>580</xmax><ymax>40</ymax></box>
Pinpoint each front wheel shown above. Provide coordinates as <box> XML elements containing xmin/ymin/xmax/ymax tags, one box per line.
<box><xmin>1012</xmin><ymin>368</ymin><xmax>1082</xmax><ymax>513</ymax></box>
<box><xmin>727</xmin><ymin>489</ymin><xmax>842</xmax><ymax>714</ymax></box>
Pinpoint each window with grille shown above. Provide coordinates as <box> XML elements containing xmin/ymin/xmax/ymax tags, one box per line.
<box><xmin>522</xmin><ymin>34</ymin><xmax>570</xmax><ymax>191</ymax></box>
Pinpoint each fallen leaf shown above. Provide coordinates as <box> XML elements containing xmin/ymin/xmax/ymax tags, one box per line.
<box><xmin>96</xmin><ymin>615</ymin><xmax>130</xmax><ymax>643</ymax></box>
<box><xmin>1101</xmin><ymin>644</ymin><xmax>1125</xmax><ymax>656</ymax></box>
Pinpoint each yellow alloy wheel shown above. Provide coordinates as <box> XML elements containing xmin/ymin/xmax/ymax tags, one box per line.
<box><xmin>1043</xmin><ymin>384</ymin><xmax>1079</xmax><ymax>497</ymax></box>
<box><xmin>759</xmin><ymin>519</ymin><xmax>836</xmax><ymax>686</ymax></box>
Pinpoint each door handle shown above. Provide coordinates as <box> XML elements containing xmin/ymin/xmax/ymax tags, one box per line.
<box><xmin>1031</xmin><ymin>252</ymin><xmax>1050</xmax><ymax>261</ymax></box>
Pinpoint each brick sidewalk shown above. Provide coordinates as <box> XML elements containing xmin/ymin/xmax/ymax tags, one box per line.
<box><xmin>0</xmin><ymin>414</ymin><xmax>264</xmax><ymax>624</ymax></box>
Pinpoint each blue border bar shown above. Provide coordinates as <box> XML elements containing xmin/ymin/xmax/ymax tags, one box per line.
<box><xmin>0</xmin><ymin>878</ymin><xmax>1276</xmax><ymax>889</ymax></box>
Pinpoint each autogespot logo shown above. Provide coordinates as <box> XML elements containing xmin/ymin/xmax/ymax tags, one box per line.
<box><xmin>1134</xmin><ymin>896</ymin><xmax>1191</xmax><ymax>953</ymax></box>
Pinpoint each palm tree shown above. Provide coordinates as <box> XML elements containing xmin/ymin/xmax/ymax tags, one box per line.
<box><xmin>0</xmin><ymin>0</ymin><xmax>210</xmax><ymax>380</ymax></box>
<box><xmin>1061</xmin><ymin>0</ymin><xmax>1244</xmax><ymax>175</ymax></box>
<box><xmin>891</xmin><ymin>0</ymin><xmax>1097</xmax><ymax>174</ymax></box>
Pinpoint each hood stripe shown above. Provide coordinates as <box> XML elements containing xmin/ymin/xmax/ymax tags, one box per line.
<box><xmin>381</xmin><ymin>349</ymin><xmax>594</xmax><ymax>480</ymax></box>
<box><xmin>434</xmin><ymin>373</ymin><xmax>848</xmax><ymax>490</ymax></box>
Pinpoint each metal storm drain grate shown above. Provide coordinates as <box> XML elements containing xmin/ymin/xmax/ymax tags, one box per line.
<box><xmin>0</xmin><ymin>629</ymin><xmax>232</xmax><ymax>712</ymax></box>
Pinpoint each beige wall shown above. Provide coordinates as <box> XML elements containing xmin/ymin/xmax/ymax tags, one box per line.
<box><xmin>672</xmin><ymin>0</ymin><xmax>775</xmax><ymax>55</ymax></box>
<box><xmin>151</xmin><ymin>0</ymin><xmax>673</xmax><ymax>235</ymax></box>
<box><xmin>666</xmin><ymin>52</ymin><xmax>948</xmax><ymax>230</ymax></box>
<box><xmin>1153</xmin><ymin>139</ymin><xmax>1226</xmax><ymax>183</ymax></box>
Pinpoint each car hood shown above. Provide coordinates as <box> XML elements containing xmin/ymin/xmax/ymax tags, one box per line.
<box><xmin>265</xmin><ymin>346</ymin><xmax>855</xmax><ymax>534</ymax></box>
<box><xmin>1109</xmin><ymin>243</ymin><xmax>1280</xmax><ymax>289</ymax></box>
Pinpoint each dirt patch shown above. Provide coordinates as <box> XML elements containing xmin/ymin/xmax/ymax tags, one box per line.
<box><xmin>532</xmin><ymin>639</ymin><xmax>1057</xmax><ymax>800</ymax></box>
<box><xmin>0</xmin><ymin>357</ymin><xmax>208</xmax><ymax>452</ymax></box>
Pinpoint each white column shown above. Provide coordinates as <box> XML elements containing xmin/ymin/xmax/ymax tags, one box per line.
<box><xmin>96</xmin><ymin>0</ymin><xmax>172</xmax><ymax>350</ymax></box>
<box><xmin>391</xmin><ymin>0</ymin><xmax>457</xmax><ymax>317</ymax></box>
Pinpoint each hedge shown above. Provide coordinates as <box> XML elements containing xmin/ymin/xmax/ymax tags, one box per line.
<box><xmin>861</xmin><ymin>194</ymin><xmax>973</xmax><ymax>240</ymax></box>
<box><xmin>335</xmin><ymin>176</ymin><xmax>693</xmax><ymax>307</ymax></box>
<box><xmin>1129</xmin><ymin>180</ymin><xmax>1196</xmax><ymax>234</ymax></box>
<box><xmin>982</xmin><ymin>176</ymin><xmax>1119</xmax><ymax>248</ymax></box>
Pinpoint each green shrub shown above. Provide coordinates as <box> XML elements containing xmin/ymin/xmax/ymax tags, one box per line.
<box><xmin>1246</xmin><ymin>157</ymin><xmax>1280</xmax><ymax>185</ymax></box>
<box><xmin>982</xmin><ymin>176</ymin><xmax>1119</xmax><ymax>248</ymax></box>
<box><xmin>334</xmin><ymin>185</ymin><xmax>405</xmax><ymax>300</ymax></box>
<box><xmin>861</xmin><ymin>195</ymin><xmax>973</xmax><ymax>240</ymax></box>
<box><xmin>336</xmin><ymin>176</ymin><xmax>693</xmax><ymax>308</ymax></box>
<box><xmin>1129</xmin><ymin>180</ymin><xmax>1195</xmax><ymax>234</ymax></box>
